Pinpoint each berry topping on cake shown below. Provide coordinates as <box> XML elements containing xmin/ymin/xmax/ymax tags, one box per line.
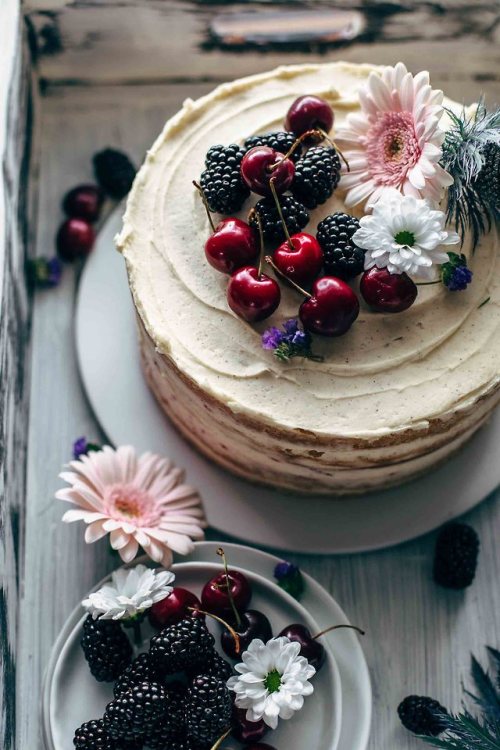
<box><xmin>299</xmin><ymin>277</ymin><xmax>360</xmax><ymax>337</ymax></box>
<box><xmin>103</xmin><ymin>681</ymin><xmax>169</xmax><ymax>740</ymax></box>
<box><xmin>285</xmin><ymin>95</ymin><xmax>334</xmax><ymax>136</ymax></box>
<box><xmin>397</xmin><ymin>695</ymin><xmax>448</xmax><ymax>736</ymax></box>
<box><xmin>227</xmin><ymin>266</ymin><xmax>281</xmax><ymax>322</ymax></box>
<box><xmin>272</xmin><ymin>232</ymin><xmax>323</xmax><ymax>287</ymax></box>
<box><xmin>316</xmin><ymin>213</ymin><xmax>365</xmax><ymax>280</ymax></box>
<box><xmin>244</xmin><ymin>131</ymin><xmax>302</xmax><ymax>162</ymax></box>
<box><xmin>185</xmin><ymin>675</ymin><xmax>233</xmax><ymax>745</ymax></box>
<box><xmin>149</xmin><ymin>616</ymin><xmax>215</xmax><ymax>674</ymax></box>
<box><xmin>250</xmin><ymin>195</ymin><xmax>309</xmax><ymax>242</ymax></box>
<box><xmin>80</xmin><ymin>614</ymin><xmax>132</xmax><ymax>682</ymax></box>
<box><xmin>360</xmin><ymin>268</ymin><xmax>418</xmax><ymax>313</ymax></box>
<box><xmin>93</xmin><ymin>148</ymin><xmax>136</xmax><ymax>199</ymax></box>
<box><xmin>240</xmin><ymin>146</ymin><xmax>295</xmax><ymax>196</ymax></box>
<box><xmin>292</xmin><ymin>146</ymin><xmax>341</xmax><ymax>209</ymax></box>
<box><xmin>433</xmin><ymin>522</ymin><xmax>480</xmax><ymax>589</ymax></box>
<box><xmin>200</xmin><ymin>144</ymin><xmax>250</xmax><ymax>214</ymax></box>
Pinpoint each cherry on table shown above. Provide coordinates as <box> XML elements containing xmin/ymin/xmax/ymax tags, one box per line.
<box><xmin>299</xmin><ymin>276</ymin><xmax>359</xmax><ymax>336</ymax></box>
<box><xmin>62</xmin><ymin>184</ymin><xmax>104</xmax><ymax>223</ymax></box>
<box><xmin>285</xmin><ymin>95</ymin><xmax>334</xmax><ymax>137</ymax></box>
<box><xmin>273</xmin><ymin>232</ymin><xmax>323</xmax><ymax>287</ymax></box>
<box><xmin>232</xmin><ymin>708</ymin><xmax>269</xmax><ymax>744</ymax></box>
<box><xmin>221</xmin><ymin>609</ymin><xmax>273</xmax><ymax>659</ymax></box>
<box><xmin>227</xmin><ymin>266</ymin><xmax>281</xmax><ymax>322</ymax></box>
<box><xmin>148</xmin><ymin>587</ymin><xmax>202</xmax><ymax>628</ymax></box>
<box><xmin>360</xmin><ymin>267</ymin><xmax>418</xmax><ymax>313</ymax></box>
<box><xmin>56</xmin><ymin>218</ymin><xmax>95</xmax><ymax>261</ymax></box>
<box><xmin>205</xmin><ymin>218</ymin><xmax>259</xmax><ymax>274</ymax></box>
<box><xmin>240</xmin><ymin>146</ymin><xmax>295</xmax><ymax>196</ymax></box>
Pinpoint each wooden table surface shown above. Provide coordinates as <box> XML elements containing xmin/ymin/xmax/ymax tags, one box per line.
<box><xmin>2</xmin><ymin>2</ymin><xmax>500</xmax><ymax>749</ymax></box>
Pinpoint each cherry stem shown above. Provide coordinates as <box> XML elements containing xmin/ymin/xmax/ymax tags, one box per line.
<box><xmin>313</xmin><ymin>623</ymin><xmax>365</xmax><ymax>640</ymax></box>
<box><xmin>415</xmin><ymin>280</ymin><xmax>441</xmax><ymax>286</ymax></box>
<box><xmin>210</xmin><ymin>728</ymin><xmax>232</xmax><ymax>750</ymax></box>
<box><xmin>265</xmin><ymin>255</ymin><xmax>311</xmax><ymax>299</ymax></box>
<box><xmin>316</xmin><ymin>129</ymin><xmax>350</xmax><ymax>172</ymax></box>
<box><xmin>188</xmin><ymin>606</ymin><xmax>241</xmax><ymax>655</ymax></box>
<box><xmin>269</xmin><ymin>178</ymin><xmax>293</xmax><ymax>249</ymax></box>
<box><xmin>131</xmin><ymin>620</ymin><xmax>142</xmax><ymax>647</ymax></box>
<box><xmin>254</xmin><ymin>210</ymin><xmax>265</xmax><ymax>278</ymax></box>
<box><xmin>192</xmin><ymin>180</ymin><xmax>216</xmax><ymax>232</ymax></box>
<box><xmin>217</xmin><ymin>546</ymin><xmax>242</xmax><ymax>628</ymax></box>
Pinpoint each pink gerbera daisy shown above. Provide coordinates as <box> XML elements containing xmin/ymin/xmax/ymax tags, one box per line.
<box><xmin>56</xmin><ymin>445</ymin><xmax>206</xmax><ymax>566</ymax></box>
<box><xmin>336</xmin><ymin>62</ymin><xmax>454</xmax><ymax>208</ymax></box>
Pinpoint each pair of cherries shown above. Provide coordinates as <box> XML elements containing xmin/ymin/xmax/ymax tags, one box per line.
<box><xmin>57</xmin><ymin>185</ymin><xmax>104</xmax><ymax>261</ymax></box>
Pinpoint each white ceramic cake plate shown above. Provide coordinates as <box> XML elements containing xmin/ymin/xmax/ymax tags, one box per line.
<box><xmin>75</xmin><ymin>209</ymin><xmax>500</xmax><ymax>554</ymax></box>
<box><xmin>42</xmin><ymin>542</ymin><xmax>371</xmax><ymax>750</ymax></box>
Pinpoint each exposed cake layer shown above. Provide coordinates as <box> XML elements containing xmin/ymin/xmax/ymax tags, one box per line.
<box><xmin>117</xmin><ymin>62</ymin><xmax>500</xmax><ymax>494</ymax></box>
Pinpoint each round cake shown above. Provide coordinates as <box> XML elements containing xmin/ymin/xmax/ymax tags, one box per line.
<box><xmin>116</xmin><ymin>62</ymin><xmax>500</xmax><ymax>495</ymax></box>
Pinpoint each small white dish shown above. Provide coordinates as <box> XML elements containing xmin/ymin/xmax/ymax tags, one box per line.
<box><xmin>42</xmin><ymin>543</ymin><xmax>370</xmax><ymax>750</ymax></box>
<box><xmin>75</xmin><ymin>208</ymin><xmax>500</xmax><ymax>554</ymax></box>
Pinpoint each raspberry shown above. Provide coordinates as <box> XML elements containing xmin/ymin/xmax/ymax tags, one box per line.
<box><xmin>81</xmin><ymin>615</ymin><xmax>132</xmax><ymax>682</ymax></box>
<box><xmin>200</xmin><ymin>144</ymin><xmax>250</xmax><ymax>214</ymax></box>
<box><xmin>316</xmin><ymin>213</ymin><xmax>364</xmax><ymax>280</ymax></box>
<box><xmin>292</xmin><ymin>147</ymin><xmax>341</xmax><ymax>208</ymax></box>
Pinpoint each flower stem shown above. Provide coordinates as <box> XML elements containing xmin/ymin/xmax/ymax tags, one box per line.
<box><xmin>192</xmin><ymin>180</ymin><xmax>216</xmax><ymax>232</ymax></box>
<box><xmin>415</xmin><ymin>280</ymin><xmax>441</xmax><ymax>286</ymax></box>
<box><xmin>269</xmin><ymin>178</ymin><xmax>293</xmax><ymax>249</ymax></box>
<box><xmin>217</xmin><ymin>547</ymin><xmax>242</xmax><ymax>628</ymax></box>
<box><xmin>210</xmin><ymin>728</ymin><xmax>231</xmax><ymax>750</ymax></box>
<box><xmin>317</xmin><ymin>128</ymin><xmax>350</xmax><ymax>171</ymax></box>
<box><xmin>313</xmin><ymin>623</ymin><xmax>365</xmax><ymax>640</ymax></box>
<box><xmin>131</xmin><ymin>620</ymin><xmax>143</xmax><ymax>647</ymax></box>
<box><xmin>188</xmin><ymin>606</ymin><xmax>241</xmax><ymax>655</ymax></box>
<box><xmin>265</xmin><ymin>255</ymin><xmax>311</xmax><ymax>299</ymax></box>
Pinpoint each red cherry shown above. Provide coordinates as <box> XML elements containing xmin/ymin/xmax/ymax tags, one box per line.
<box><xmin>227</xmin><ymin>266</ymin><xmax>281</xmax><ymax>322</ymax></box>
<box><xmin>205</xmin><ymin>218</ymin><xmax>258</xmax><ymax>274</ymax></box>
<box><xmin>300</xmin><ymin>276</ymin><xmax>359</xmax><ymax>336</ymax></box>
<box><xmin>285</xmin><ymin>95</ymin><xmax>334</xmax><ymax>136</ymax></box>
<box><xmin>148</xmin><ymin>588</ymin><xmax>202</xmax><ymax>628</ymax></box>
<box><xmin>62</xmin><ymin>184</ymin><xmax>104</xmax><ymax>223</ymax></box>
<box><xmin>240</xmin><ymin>146</ymin><xmax>295</xmax><ymax>196</ymax></box>
<box><xmin>56</xmin><ymin>218</ymin><xmax>95</xmax><ymax>261</ymax></box>
<box><xmin>273</xmin><ymin>233</ymin><xmax>323</xmax><ymax>287</ymax></box>
<box><xmin>279</xmin><ymin>624</ymin><xmax>326</xmax><ymax>671</ymax></box>
<box><xmin>201</xmin><ymin>570</ymin><xmax>252</xmax><ymax>618</ymax></box>
<box><xmin>221</xmin><ymin>609</ymin><xmax>273</xmax><ymax>659</ymax></box>
<box><xmin>232</xmin><ymin>708</ymin><xmax>269</xmax><ymax>744</ymax></box>
<box><xmin>360</xmin><ymin>267</ymin><xmax>418</xmax><ymax>313</ymax></box>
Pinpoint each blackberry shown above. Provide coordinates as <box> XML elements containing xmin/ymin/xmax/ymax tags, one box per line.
<box><xmin>73</xmin><ymin>719</ymin><xmax>117</xmax><ymax>750</ymax></box>
<box><xmin>171</xmin><ymin>735</ymin><xmax>210</xmax><ymax>750</ymax></box>
<box><xmin>186</xmin><ymin>675</ymin><xmax>233</xmax><ymax>745</ymax></box>
<box><xmin>250</xmin><ymin>194</ymin><xmax>309</xmax><ymax>242</ymax></box>
<box><xmin>114</xmin><ymin>652</ymin><xmax>159</xmax><ymax>697</ymax></box>
<box><xmin>433</xmin><ymin>523</ymin><xmax>479</xmax><ymax>589</ymax></box>
<box><xmin>244</xmin><ymin>131</ymin><xmax>301</xmax><ymax>162</ymax></box>
<box><xmin>188</xmin><ymin>651</ymin><xmax>233</xmax><ymax>682</ymax></box>
<box><xmin>199</xmin><ymin>144</ymin><xmax>250</xmax><ymax>214</ymax></box>
<box><xmin>93</xmin><ymin>148</ymin><xmax>136</xmax><ymax>199</ymax></box>
<box><xmin>143</xmin><ymin>683</ymin><xmax>186</xmax><ymax>748</ymax></box>
<box><xmin>316</xmin><ymin>213</ymin><xmax>364</xmax><ymax>280</ymax></box>
<box><xmin>292</xmin><ymin>147</ymin><xmax>341</xmax><ymax>209</ymax></box>
<box><xmin>104</xmin><ymin>681</ymin><xmax>168</xmax><ymax>740</ymax></box>
<box><xmin>81</xmin><ymin>615</ymin><xmax>132</xmax><ymax>682</ymax></box>
<box><xmin>398</xmin><ymin>695</ymin><xmax>447</xmax><ymax>736</ymax></box>
<box><xmin>149</xmin><ymin>617</ymin><xmax>214</xmax><ymax>674</ymax></box>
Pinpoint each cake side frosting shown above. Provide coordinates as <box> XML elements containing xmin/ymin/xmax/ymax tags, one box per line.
<box><xmin>117</xmin><ymin>62</ymin><xmax>500</xmax><ymax>444</ymax></box>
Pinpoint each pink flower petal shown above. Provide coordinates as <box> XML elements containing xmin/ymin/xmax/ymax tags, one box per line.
<box><xmin>85</xmin><ymin>521</ymin><xmax>109</xmax><ymax>543</ymax></box>
<box><xmin>119</xmin><ymin>538</ymin><xmax>139</xmax><ymax>563</ymax></box>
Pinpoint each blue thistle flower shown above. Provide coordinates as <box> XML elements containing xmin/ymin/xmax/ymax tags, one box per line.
<box><xmin>262</xmin><ymin>327</ymin><xmax>283</xmax><ymax>350</ymax></box>
<box><xmin>274</xmin><ymin>561</ymin><xmax>305</xmax><ymax>600</ymax></box>
<box><xmin>441</xmin><ymin>252</ymin><xmax>473</xmax><ymax>291</ymax></box>
<box><xmin>73</xmin><ymin>436</ymin><xmax>101</xmax><ymax>460</ymax></box>
<box><xmin>28</xmin><ymin>256</ymin><xmax>63</xmax><ymax>288</ymax></box>
<box><xmin>261</xmin><ymin>319</ymin><xmax>321</xmax><ymax>362</ymax></box>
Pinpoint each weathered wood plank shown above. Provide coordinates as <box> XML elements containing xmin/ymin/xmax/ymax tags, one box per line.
<box><xmin>0</xmin><ymin>3</ymin><xmax>34</xmax><ymax>750</ymax></box>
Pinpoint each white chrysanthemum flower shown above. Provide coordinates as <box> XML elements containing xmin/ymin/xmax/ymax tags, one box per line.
<box><xmin>82</xmin><ymin>564</ymin><xmax>175</xmax><ymax>620</ymax></box>
<box><xmin>227</xmin><ymin>637</ymin><xmax>316</xmax><ymax>729</ymax></box>
<box><xmin>353</xmin><ymin>189</ymin><xmax>460</xmax><ymax>279</ymax></box>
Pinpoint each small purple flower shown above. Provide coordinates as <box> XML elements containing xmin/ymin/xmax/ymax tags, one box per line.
<box><xmin>28</xmin><ymin>256</ymin><xmax>63</xmax><ymax>288</ymax></box>
<box><xmin>282</xmin><ymin>319</ymin><xmax>299</xmax><ymax>336</ymax></box>
<box><xmin>46</xmin><ymin>257</ymin><xmax>63</xmax><ymax>287</ymax></box>
<box><xmin>262</xmin><ymin>327</ymin><xmax>283</xmax><ymax>350</ymax></box>
<box><xmin>73</xmin><ymin>436</ymin><xmax>101</xmax><ymax>460</ymax></box>
<box><xmin>274</xmin><ymin>561</ymin><xmax>299</xmax><ymax>580</ymax></box>
<box><xmin>446</xmin><ymin>265</ymin><xmax>473</xmax><ymax>291</ymax></box>
<box><xmin>291</xmin><ymin>330</ymin><xmax>310</xmax><ymax>348</ymax></box>
<box><xmin>274</xmin><ymin>561</ymin><xmax>304</xmax><ymax>600</ymax></box>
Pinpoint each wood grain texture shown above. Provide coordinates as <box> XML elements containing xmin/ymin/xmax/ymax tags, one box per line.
<box><xmin>17</xmin><ymin>78</ymin><xmax>500</xmax><ymax>750</ymax></box>
<box><xmin>0</xmin><ymin>4</ymin><xmax>33</xmax><ymax>750</ymax></box>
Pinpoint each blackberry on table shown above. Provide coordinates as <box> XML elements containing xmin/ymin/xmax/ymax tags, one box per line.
<box><xmin>104</xmin><ymin>681</ymin><xmax>168</xmax><ymax>740</ymax></box>
<box><xmin>250</xmin><ymin>194</ymin><xmax>309</xmax><ymax>242</ymax></box>
<box><xmin>433</xmin><ymin>522</ymin><xmax>480</xmax><ymax>589</ymax></box>
<box><xmin>142</xmin><ymin>683</ymin><xmax>187</xmax><ymax>748</ymax></box>
<box><xmin>316</xmin><ymin>213</ymin><xmax>364</xmax><ymax>280</ymax></box>
<box><xmin>73</xmin><ymin>719</ymin><xmax>118</xmax><ymax>750</ymax></box>
<box><xmin>199</xmin><ymin>144</ymin><xmax>250</xmax><ymax>214</ymax></box>
<box><xmin>292</xmin><ymin>147</ymin><xmax>341</xmax><ymax>209</ymax></box>
<box><xmin>186</xmin><ymin>675</ymin><xmax>233</xmax><ymax>745</ymax></box>
<box><xmin>114</xmin><ymin>652</ymin><xmax>160</xmax><ymax>697</ymax></box>
<box><xmin>398</xmin><ymin>695</ymin><xmax>448</xmax><ymax>736</ymax></box>
<box><xmin>93</xmin><ymin>148</ymin><xmax>136</xmax><ymax>199</ymax></box>
<box><xmin>244</xmin><ymin>131</ymin><xmax>301</xmax><ymax>162</ymax></box>
<box><xmin>188</xmin><ymin>651</ymin><xmax>233</xmax><ymax>682</ymax></box>
<box><xmin>81</xmin><ymin>615</ymin><xmax>132</xmax><ymax>682</ymax></box>
<box><xmin>149</xmin><ymin>616</ymin><xmax>214</xmax><ymax>674</ymax></box>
